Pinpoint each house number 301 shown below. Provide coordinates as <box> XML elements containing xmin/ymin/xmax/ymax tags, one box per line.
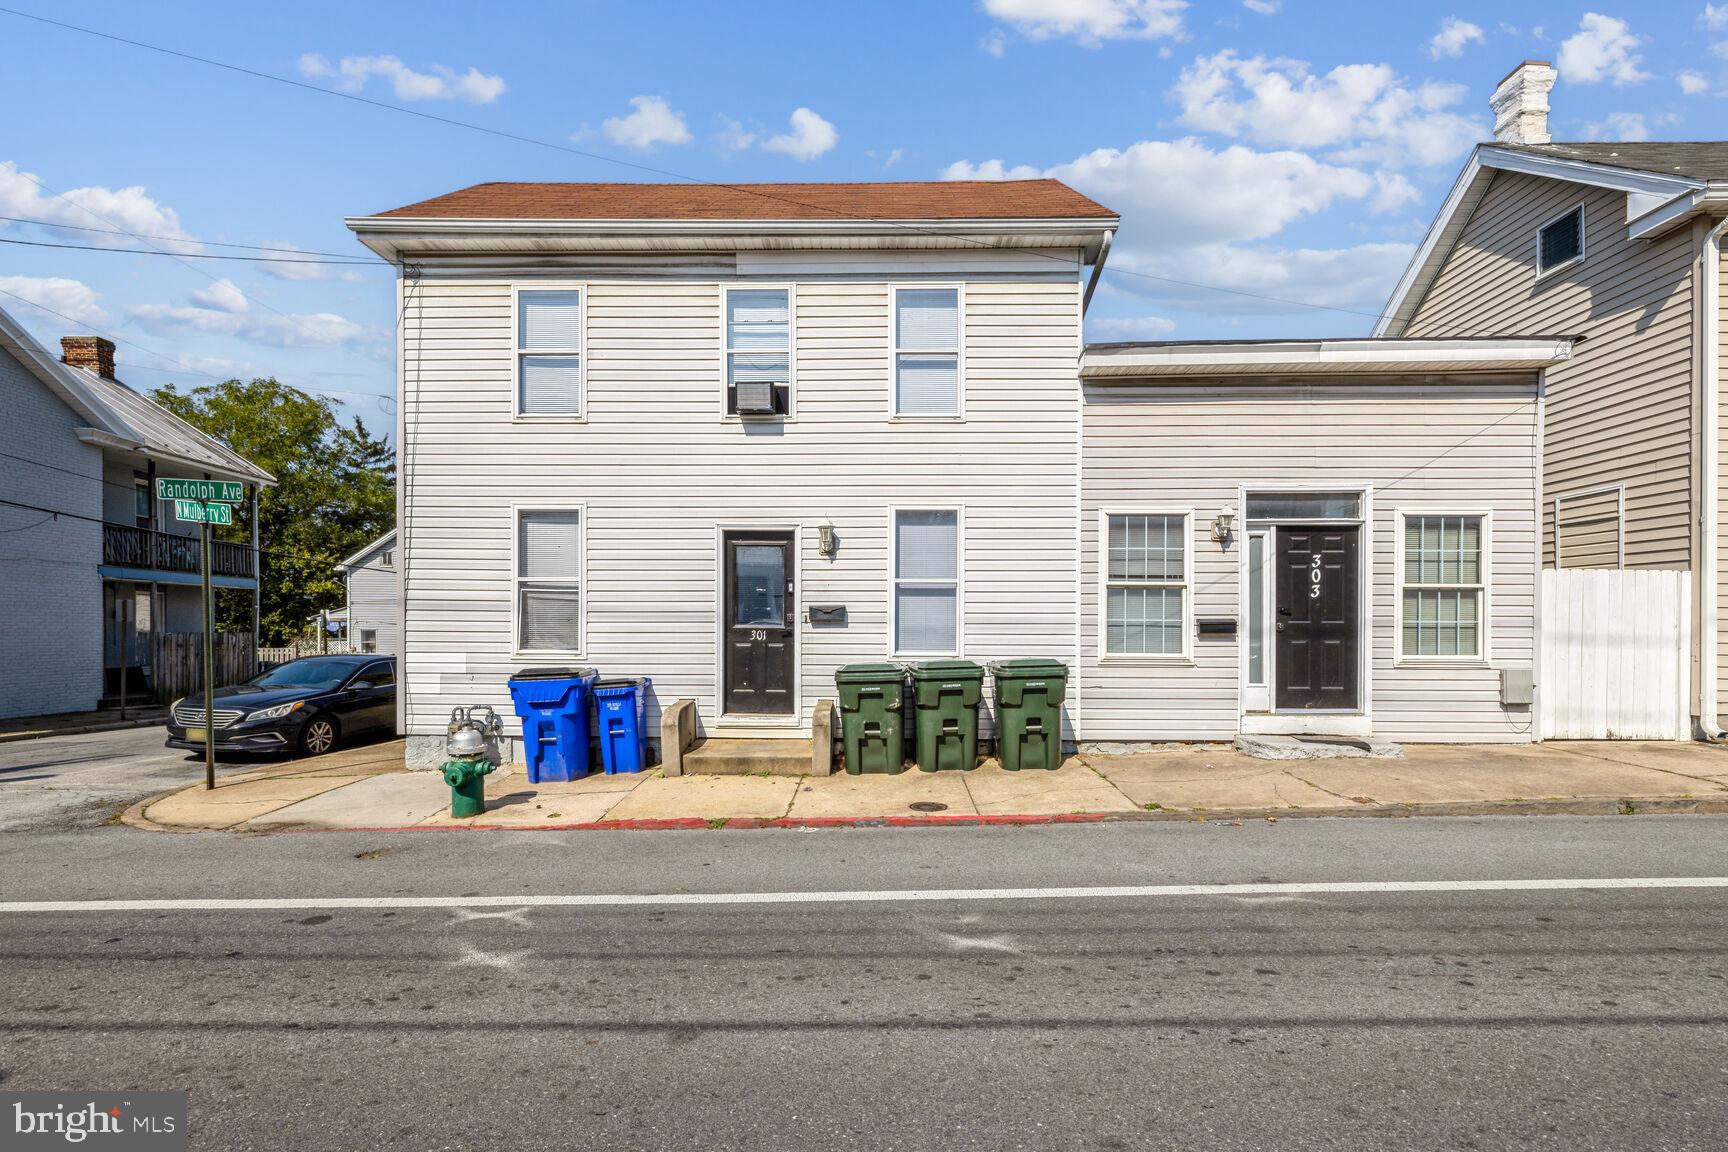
<box><xmin>750</xmin><ymin>630</ymin><xmax>767</xmax><ymax>641</ymax></box>
<box><xmin>1309</xmin><ymin>554</ymin><xmax>1323</xmax><ymax>600</ymax></box>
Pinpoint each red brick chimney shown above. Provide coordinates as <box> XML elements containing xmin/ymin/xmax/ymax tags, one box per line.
<box><xmin>61</xmin><ymin>335</ymin><xmax>117</xmax><ymax>379</ymax></box>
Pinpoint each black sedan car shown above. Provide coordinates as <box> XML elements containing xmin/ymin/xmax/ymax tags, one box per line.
<box><xmin>166</xmin><ymin>655</ymin><xmax>396</xmax><ymax>757</ymax></box>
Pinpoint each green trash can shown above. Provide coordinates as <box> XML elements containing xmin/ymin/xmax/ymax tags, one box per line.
<box><xmin>990</xmin><ymin>658</ymin><xmax>1068</xmax><ymax>771</ymax></box>
<box><xmin>907</xmin><ymin>659</ymin><xmax>984</xmax><ymax>772</ymax></box>
<box><xmin>835</xmin><ymin>663</ymin><xmax>908</xmax><ymax>774</ymax></box>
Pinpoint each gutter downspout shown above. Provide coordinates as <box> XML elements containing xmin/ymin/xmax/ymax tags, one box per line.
<box><xmin>1700</xmin><ymin>217</ymin><xmax>1728</xmax><ymax>741</ymax></box>
<box><xmin>1082</xmin><ymin>229</ymin><xmax>1114</xmax><ymax>315</ymax></box>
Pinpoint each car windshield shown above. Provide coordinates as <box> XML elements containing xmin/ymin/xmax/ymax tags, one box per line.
<box><xmin>248</xmin><ymin>661</ymin><xmax>356</xmax><ymax>692</ymax></box>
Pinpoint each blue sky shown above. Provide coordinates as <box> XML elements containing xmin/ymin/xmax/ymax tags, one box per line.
<box><xmin>3</xmin><ymin>1</ymin><xmax>1726</xmax><ymax>432</ymax></box>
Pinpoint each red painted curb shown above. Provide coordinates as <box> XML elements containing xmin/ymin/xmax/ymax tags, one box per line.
<box><xmin>267</xmin><ymin>812</ymin><xmax>1117</xmax><ymax>834</ymax></box>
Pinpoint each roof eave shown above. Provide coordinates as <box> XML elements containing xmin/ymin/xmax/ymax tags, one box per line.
<box><xmin>1080</xmin><ymin>337</ymin><xmax>1574</xmax><ymax>379</ymax></box>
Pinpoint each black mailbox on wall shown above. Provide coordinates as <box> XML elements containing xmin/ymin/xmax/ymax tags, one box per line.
<box><xmin>808</xmin><ymin>605</ymin><xmax>847</xmax><ymax>625</ymax></box>
<box><xmin>1196</xmin><ymin>617</ymin><xmax>1238</xmax><ymax>639</ymax></box>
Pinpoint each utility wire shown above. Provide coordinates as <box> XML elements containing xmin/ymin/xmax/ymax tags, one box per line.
<box><xmin>0</xmin><ymin>215</ymin><xmax>384</xmax><ymax>260</ymax></box>
<box><xmin>0</xmin><ymin>3</ymin><xmax>1499</xmax><ymax>335</ymax></box>
<box><xmin>0</xmin><ymin>235</ymin><xmax>384</xmax><ymax>265</ymax></box>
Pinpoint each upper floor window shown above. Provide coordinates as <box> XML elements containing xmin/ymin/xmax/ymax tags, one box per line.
<box><xmin>516</xmin><ymin>289</ymin><xmax>584</xmax><ymax>418</ymax></box>
<box><xmin>892</xmin><ymin>286</ymin><xmax>961</xmax><ymax>418</ymax></box>
<box><xmin>1537</xmin><ymin>206</ymin><xmax>1584</xmax><ymax>276</ymax></box>
<box><xmin>725</xmin><ymin>287</ymin><xmax>791</xmax><ymax>417</ymax></box>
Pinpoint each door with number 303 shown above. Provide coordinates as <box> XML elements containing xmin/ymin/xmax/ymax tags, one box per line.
<box><xmin>1274</xmin><ymin>528</ymin><xmax>1360</xmax><ymax>711</ymax></box>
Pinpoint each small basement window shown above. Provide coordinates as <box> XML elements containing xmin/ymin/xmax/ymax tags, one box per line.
<box><xmin>1537</xmin><ymin>206</ymin><xmax>1584</xmax><ymax>276</ymax></box>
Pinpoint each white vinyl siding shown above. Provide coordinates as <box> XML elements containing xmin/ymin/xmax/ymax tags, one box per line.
<box><xmin>892</xmin><ymin>508</ymin><xmax>960</xmax><ymax>656</ymax></box>
<box><xmin>1103</xmin><ymin>512</ymin><xmax>1190</xmax><ymax>658</ymax></box>
<box><xmin>1399</xmin><ymin>513</ymin><xmax>1488</xmax><ymax>661</ymax></box>
<box><xmin>394</xmin><ymin>270</ymin><xmax>1080</xmax><ymax>741</ymax></box>
<box><xmin>724</xmin><ymin>286</ymin><xmax>791</xmax><ymax>416</ymax></box>
<box><xmin>515</xmin><ymin>289</ymin><xmax>584</xmax><ymax>417</ymax></box>
<box><xmin>892</xmin><ymin>286</ymin><xmax>960</xmax><ymax>417</ymax></box>
<box><xmin>1081</xmin><ymin>379</ymin><xmax>1539</xmax><ymax>744</ymax></box>
<box><xmin>515</xmin><ymin>508</ymin><xmax>584</xmax><ymax>654</ymax></box>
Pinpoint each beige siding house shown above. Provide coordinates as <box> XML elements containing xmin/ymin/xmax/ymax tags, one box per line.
<box><xmin>350</xmin><ymin>180</ymin><xmax>1113</xmax><ymax>766</ymax></box>
<box><xmin>1378</xmin><ymin>61</ymin><xmax>1728</xmax><ymax>735</ymax></box>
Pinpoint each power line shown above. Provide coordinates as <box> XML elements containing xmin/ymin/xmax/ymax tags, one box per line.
<box><xmin>0</xmin><ymin>215</ymin><xmax>383</xmax><ymax>260</ymax></box>
<box><xmin>0</xmin><ymin>235</ymin><xmax>383</xmax><ymax>265</ymax></box>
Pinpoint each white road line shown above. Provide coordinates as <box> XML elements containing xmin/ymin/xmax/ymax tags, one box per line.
<box><xmin>2</xmin><ymin>876</ymin><xmax>1727</xmax><ymax>913</ymax></box>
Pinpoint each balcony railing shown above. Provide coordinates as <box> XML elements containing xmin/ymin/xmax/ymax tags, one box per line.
<box><xmin>102</xmin><ymin>523</ymin><xmax>255</xmax><ymax>579</ymax></box>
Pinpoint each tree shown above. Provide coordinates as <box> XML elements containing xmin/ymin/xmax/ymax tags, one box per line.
<box><xmin>151</xmin><ymin>379</ymin><xmax>394</xmax><ymax>644</ymax></box>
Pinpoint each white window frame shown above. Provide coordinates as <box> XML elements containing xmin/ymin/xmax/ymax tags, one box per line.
<box><xmin>720</xmin><ymin>284</ymin><xmax>796</xmax><ymax>421</ymax></box>
<box><xmin>1553</xmin><ymin>483</ymin><xmax>1625</xmax><ymax>569</ymax></box>
<box><xmin>888</xmin><ymin>283</ymin><xmax>965</xmax><ymax>421</ymax></box>
<box><xmin>510</xmin><ymin>502</ymin><xmax>588</xmax><ymax>659</ymax></box>
<box><xmin>887</xmin><ymin>504</ymin><xmax>964</xmax><ymax>658</ymax></box>
<box><xmin>1535</xmin><ymin>203</ymin><xmax>1586</xmax><ymax>280</ymax></box>
<box><xmin>1098</xmin><ymin>507</ymin><xmax>1194</xmax><ymax>664</ymax></box>
<box><xmin>511</xmin><ymin>285</ymin><xmax>587</xmax><ymax>421</ymax></box>
<box><xmin>1394</xmin><ymin>507</ymin><xmax>1492</xmax><ymax>666</ymax></box>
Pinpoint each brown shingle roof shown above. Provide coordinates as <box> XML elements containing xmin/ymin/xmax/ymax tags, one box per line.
<box><xmin>371</xmin><ymin>179</ymin><xmax>1116</xmax><ymax>221</ymax></box>
<box><xmin>1500</xmin><ymin>142</ymin><xmax>1728</xmax><ymax>182</ymax></box>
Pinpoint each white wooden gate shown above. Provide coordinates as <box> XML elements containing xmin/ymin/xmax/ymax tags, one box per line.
<box><xmin>1540</xmin><ymin>569</ymin><xmax>1690</xmax><ymax>740</ymax></box>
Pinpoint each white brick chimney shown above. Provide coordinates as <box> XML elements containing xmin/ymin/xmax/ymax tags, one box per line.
<box><xmin>1491</xmin><ymin>61</ymin><xmax>1557</xmax><ymax>145</ymax></box>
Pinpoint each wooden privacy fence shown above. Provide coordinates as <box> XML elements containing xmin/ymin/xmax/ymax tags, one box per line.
<box><xmin>152</xmin><ymin>632</ymin><xmax>256</xmax><ymax>703</ymax></box>
<box><xmin>1539</xmin><ymin>569</ymin><xmax>1690</xmax><ymax>740</ymax></box>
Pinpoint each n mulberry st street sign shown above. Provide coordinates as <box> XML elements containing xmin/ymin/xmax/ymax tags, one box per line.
<box><xmin>156</xmin><ymin>478</ymin><xmax>249</xmax><ymax>791</ymax></box>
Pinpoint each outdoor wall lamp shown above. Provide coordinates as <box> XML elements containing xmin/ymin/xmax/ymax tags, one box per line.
<box><xmin>817</xmin><ymin>520</ymin><xmax>837</xmax><ymax>557</ymax></box>
<box><xmin>1210</xmin><ymin>507</ymin><xmax>1236</xmax><ymax>545</ymax></box>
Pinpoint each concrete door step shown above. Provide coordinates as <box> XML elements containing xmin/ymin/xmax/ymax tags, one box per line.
<box><xmin>683</xmin><ymin>737</ymin><xmax>813</xmax><ymax>776</ymax></box>
<box><xmin>1236</xmin><ymin>734</ymin><xmax>1403</xmax><ymax>760</ymax></box>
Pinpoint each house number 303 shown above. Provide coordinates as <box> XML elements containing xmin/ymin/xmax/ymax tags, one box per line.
<box><xmin>1309</xmin><ymin>553</ymin><xmax>1323</xmax><ymax>600</ymax></box>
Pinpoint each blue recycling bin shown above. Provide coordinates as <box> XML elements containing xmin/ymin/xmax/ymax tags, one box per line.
<box><xmin>507</xmin><ymin>667</ymin><xmax>598</xmax><ymax>783</ymax></box>
<box><xmin>593</xmin><ymin>676</ymin><xmax>652</xmax><ymax>774</ymax></box>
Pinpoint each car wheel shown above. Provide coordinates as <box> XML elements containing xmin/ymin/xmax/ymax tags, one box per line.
<box><xmin>298</xmin><ymin>714</ymin><xmax>339</xmax><ymax>757</ymax></box>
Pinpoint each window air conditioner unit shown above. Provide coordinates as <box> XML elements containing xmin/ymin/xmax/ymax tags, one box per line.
<box><xmin>735</xmin><ymin>380</ymin><xmax>778</xmax><ymax>417</ymax></box>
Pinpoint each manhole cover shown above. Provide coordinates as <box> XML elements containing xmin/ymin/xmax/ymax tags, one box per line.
<box><xmin>908</xmin><ymin>801</ymin><xmax>948</xmax><ymax>813</ymax></box>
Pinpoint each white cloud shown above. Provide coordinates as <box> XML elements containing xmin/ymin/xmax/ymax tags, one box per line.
<box><xmin>1703</xmin><ymin>4</ymin><xmax>1728</xmax><ymax>32</ymax></box>
<box><xmin>1556</xmin><ymin>13</ymin><xmax>1648</xmax><ymax>86</ymax></box>
<box><xmin>1678</xmin><ymin>70</ymin><xmax>1711</xmax><ymax>95</ymax></box>
<box><xmin>1171</xmin><ymin>52</ymin><xmax>1482</xmax><ymax>167</ymax></box>
<box><xmin>1429</xmin><ymin>17</ymin><xmax>1485</xmax><ymax>59</ymax></box>
<box><xmin>1584</xmin><ymin>111</ymin><xmax>1652</xmax><ymax>141</ymax></box>
<box><xmin>761</xmin><ymin>108</ymin><xmax>839</xmax><ymax>161</ymax></box>
<box><xmin>982</xmin><ymin>0</ymin><xmax>1188</xmax><ymax>46</ymax></box>
<box><xmin>0</xmin><ymin>275</ymin><xmax>108</xmax><ymax>325</ymax></box>
<box><xmin>1109</xmin><ymin>241</ymin><xmax>1415</xmax><ymax>316</ymax></box>
<box><xmin>257</xmin><ymin>241</ymin><xmax>365</xmax><ymax>283</ymax></box>
<box><xmin>1088</xmin><ymin>314</ymin><xmax>1178</xmax><ymax>338</ymax></box>
<box><xmin>714</xmin><ymin>117</ymin><xmax>757</xmax><ymax>152</ymax></box>
<box><xmin>297</xmin><ymin>52</ymin><xmax>505</xmax><ymax>104</ymax></box>
<box><xmin>882</xmin><ymin>147</ymin><xmax>905</xmax><ymax>169</ymax></box>
<box><xmin>940</xmin><ymin>158</ymin><xmax>1044</xmax><ymax>180</ymax></box>
<box><xmin>0</xmin><ymin>161</ymin><xmax>198</xmax><ymax>253</ymax></box>
<box><xmin>600</xmin><ymin>96</ymin><xmax>691</xmax><ymax>151</ymax></box>
<box><xmin>129</xmin><ymin>287</ymin><xmax>376</xmax><ymax>349</ymax></box>
<box><xmin>189</xmin><ymin>279</ymin><xmax>248</xmax><ymax>313</ymax></box>
<box><xmin>1242</xmin><ymin>0</ymin><xmax>1279</xmax><ymax>13</ymax></box>
<box><xmin>981</xmin><ymin>29</ymin><xmax>1008</xmax><ymax>57</ymax></box>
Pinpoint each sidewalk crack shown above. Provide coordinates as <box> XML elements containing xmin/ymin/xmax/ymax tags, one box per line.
<box><xmin>1280</xmin><ymin>768</ymin><xmax>1365</xmax><ymax>804</ymax></box>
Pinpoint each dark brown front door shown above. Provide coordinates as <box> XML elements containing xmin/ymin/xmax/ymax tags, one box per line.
<box><xmin>723</xmin><ymin>531</ymin><xmax>795</xmax><ymax>715</ymax></box>
<box><xmin>1275</xmin><ymin>527</ymin><xmax>1360</xmax><ymax>711</ymax></box>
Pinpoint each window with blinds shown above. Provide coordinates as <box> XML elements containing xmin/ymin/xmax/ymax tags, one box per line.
<box><xmin>893</xmin><ymin>509</ymin><xmax>960</xmax><ymax>655</ymax></box>
<box><xmin>1105</xmin><ymin>513</ymin><xmax>1188</xmax><ymax>657</ymax></box>
<box><xmin>1400</xmin><ymin>514</ymin><xmax>1486</xmax><ymax>659</ymax></box>
<box><xmin>1537</xmin><ymin>206</ymin><xmax>1584</xmax><ymax>275</ymax></box>
<box><xmin>724</xmin><ymin>287</ymin><xmax>791</xmax><ymax>416</ymax></box>
<box><xmin>516</xmin><ymin>290</ymin><xmax>583</xmax><ymax>416</ymax></box>
<box><xmin>517</xmin><ymin>509</ymin><xmax>583</xmax><ymax>652</ymax></box>
<box><xmin>892</xmin><ymin>287</ymin><xmax>960</xmax><ymax>417</ymax></box>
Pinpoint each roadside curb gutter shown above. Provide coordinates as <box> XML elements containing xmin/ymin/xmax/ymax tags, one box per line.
<box><xmin>1</xmin><ymin>716</ymin><xmax>166</xmax><ymax>745</ymax></box>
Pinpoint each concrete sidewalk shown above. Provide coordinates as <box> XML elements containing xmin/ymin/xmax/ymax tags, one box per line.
<box><xmin>125</xmin><ymin>737</ymin><xmax>1728</xmax><ymax>832</ymax></box>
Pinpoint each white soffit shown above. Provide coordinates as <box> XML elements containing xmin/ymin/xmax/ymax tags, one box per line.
<box><xmin>1080</xmin><ymin>338</ymin><xmax>1574</xmax><ymax>379</ymax></box>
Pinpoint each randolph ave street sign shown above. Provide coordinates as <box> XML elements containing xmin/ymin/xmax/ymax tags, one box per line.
<box><xmin>156</xmin><ymin>478</ymin><xmax>245</xmax><ymax>504</ymax></box>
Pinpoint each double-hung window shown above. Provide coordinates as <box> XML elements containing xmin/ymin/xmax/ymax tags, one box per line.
<box><xmin>892</xmin><ymin>508</ymin><xmax>960</xmax><ymax>655</ymax></box>
<box><xmin>1104</xmin><ymin>512</ymin><xmax>1190</xmax><ymax>658</ymax></box>
<box><xmin>724</xmin><ymin>287</ymin><xmax>791</xmax><ymax>416</ymax></box>
<box><xmin>892</xmin><ymin>287</ymin><xmax>961</xmax><ymax>418</ymax></box>
<box><xmin>516</xmin><ymin>508</ymin><xmax>583</xmax><ymax>654</ymax></box>
<box><xmin>515</xmin><ymin>289</ymin><xmax>584</xmax><ymax>417</ymax></box>
<box><xmin>1400</xmin><ymin>513</ymin><xmax>1487</xmax><ymax>660</ymax></box>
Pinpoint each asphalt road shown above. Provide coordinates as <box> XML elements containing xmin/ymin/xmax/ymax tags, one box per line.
<box><xmin>1</xmin><ymin>790</ymin><xmax>1725</xmax><ymax>1151</ymax></box>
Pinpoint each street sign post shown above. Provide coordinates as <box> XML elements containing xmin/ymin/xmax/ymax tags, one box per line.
<box><xmin>158</xmin><ymin>478</ymin><xmax>245</xmax><ymax>791</ymax></box>
<box><xmin>173</xmin><ymin>499</ymin><xmax>233</xmax><ymax>525</ymax></box>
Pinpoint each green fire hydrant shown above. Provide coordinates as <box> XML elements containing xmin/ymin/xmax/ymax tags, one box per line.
<box><xmin>442</xmin><ymin>706</ymin><xmax>502</xmax><ymax>819</ymax></box>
